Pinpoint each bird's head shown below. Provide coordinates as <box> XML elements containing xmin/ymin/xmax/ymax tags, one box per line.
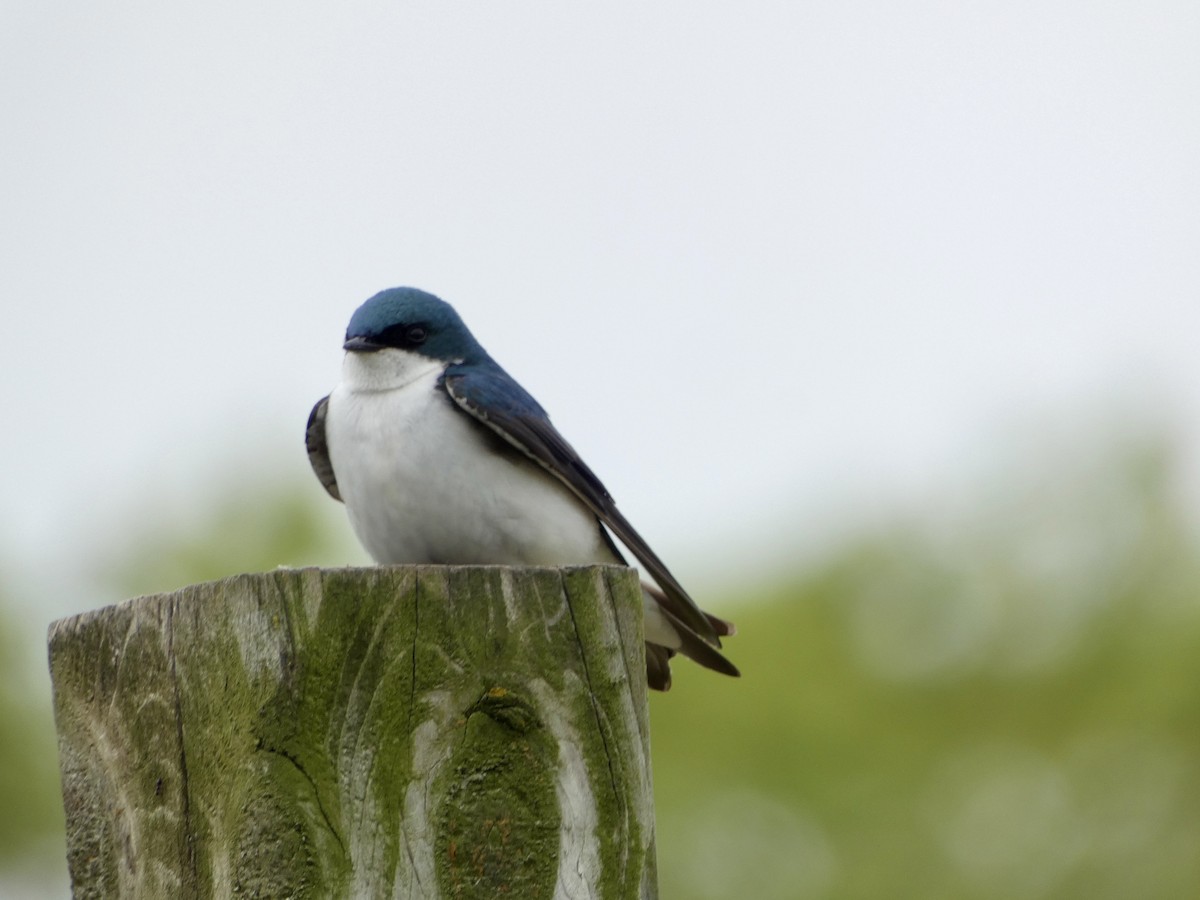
<box><xmin>343</xmin><ymin>287</ymin><xmax>485</xmax><ymax>363</ymax></box>
<box><xmin>339</xmin><ymin>287</ymin><xmax>486</xmax><ymax>390</ymax></box>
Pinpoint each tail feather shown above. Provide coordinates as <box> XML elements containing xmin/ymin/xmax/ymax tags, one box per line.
<box><xmin>705</xmin><ymin>613</ymin><xmax>736</xmax><ymax>638</ymax></box>
<box><xmin>662</xmin><ymin>605</ymin><xmax>741</xmax><ymax>678</ymax></box>
<box><xmin>642</xmin><ymin>583</ymin><xmax>739</xmax><ymax>689</ymax></box>
<box><xmin>645</xmin><ymin>643</ymin><xmax>675</xmax><ymax>692</ymax></box>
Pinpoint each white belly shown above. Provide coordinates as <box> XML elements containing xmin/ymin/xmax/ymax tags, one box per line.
<box><xmin>326</xmin><ymin>367</ymin><xmax>615</xmax><ymax>567</ymax></box>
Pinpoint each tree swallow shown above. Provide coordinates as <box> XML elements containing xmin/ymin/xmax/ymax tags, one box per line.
<box><xmin>306</xmin><ymin>287</ymin><xmax>738</xmax><ymax>690</ymax></box>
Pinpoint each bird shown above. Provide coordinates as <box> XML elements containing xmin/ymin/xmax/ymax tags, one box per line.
<box><xmin>306</xmin><ymin>286</ymin><xmax>738</xmax><ymax>690</ymax></box>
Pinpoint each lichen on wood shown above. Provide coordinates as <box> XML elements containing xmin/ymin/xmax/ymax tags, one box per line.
<box><xmin>49</xmin><ymin>565</ymin><xmax>657</xmax><ymax>899</ymax></box>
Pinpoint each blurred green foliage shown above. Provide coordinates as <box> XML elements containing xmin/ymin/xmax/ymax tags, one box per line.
<box><xmin>5</xmin><ymin>427</ymin><xmax>1200</xmax><ymax>898</ymax></box>
<box><xmin>99</xmin><ymin>475</ymin><xmax>366</xmax><ymax>599</ymax></box>
<box><xmin>0</xmin><ymin>583</ymin><xmax>63</xmax><ymax>862</ymax></box>
<box><xmin>652</xmin><ymin>434</ymin><xmax>1200</xmax><ymax>899</ymax></box>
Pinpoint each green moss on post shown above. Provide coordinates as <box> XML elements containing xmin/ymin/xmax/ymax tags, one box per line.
<box><xmin>48</xmin><ymin>565</ymin><xmax>658</xmax><ymax>899</ymax></box>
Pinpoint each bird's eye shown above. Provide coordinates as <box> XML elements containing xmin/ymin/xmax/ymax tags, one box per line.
<box><xmin>405</xmin><ymin>325</ymin><xmax>427</xmax><ymax>345</ymax></box>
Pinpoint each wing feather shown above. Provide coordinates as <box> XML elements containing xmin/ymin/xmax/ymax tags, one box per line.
<box><xmin>443</xmin><ymin>365</ymin><xmax>722</xmax><ymax>646</ymax></box>
<box><xmin>306</xmin><ymin>395</ymin><xmax>342</xmax><ymax>502</ymax></box>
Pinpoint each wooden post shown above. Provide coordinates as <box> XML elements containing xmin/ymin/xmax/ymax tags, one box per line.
<box><xmin>48</xmin><ymin>565</ymin><xmax>657</xmax><ymax>899</ymax></box>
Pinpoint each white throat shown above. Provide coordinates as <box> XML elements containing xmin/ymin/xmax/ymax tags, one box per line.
<box><xmin>341</xmin><ymin>347</ymin><xmax>445</xmax><ymax>393</ymax></box>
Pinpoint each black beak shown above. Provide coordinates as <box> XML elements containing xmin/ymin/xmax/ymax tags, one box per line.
<box><xmin>343</xmin><ymin>336</ymin><xmax>385</xmax><ymax>352</ymax></box>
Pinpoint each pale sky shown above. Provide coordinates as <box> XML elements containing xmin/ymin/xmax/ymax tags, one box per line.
<box><xmin>3</xmin><ymin>2</ymin><xmax>1198</xmax><ymax>617</ymax></box>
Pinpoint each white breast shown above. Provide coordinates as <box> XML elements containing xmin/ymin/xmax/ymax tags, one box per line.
<box><xmin>324</xmin><ymin>350</ymin><xmax>615</xmax><ymax>567</ymax></box>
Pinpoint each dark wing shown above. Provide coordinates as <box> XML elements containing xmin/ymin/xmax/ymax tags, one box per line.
<box><xmin>306</xmin><ymin>395</ymin><xmax>342</xmax><ymax>502</ymax></box>
<box><xmin>442</xmin><ymin>362</ymin><xmax>722</xmax><ymax>647</ymax></box>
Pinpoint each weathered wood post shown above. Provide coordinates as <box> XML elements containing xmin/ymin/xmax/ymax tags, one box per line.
<box><xmin>48</xmin><ymin>565</ymin><xmax>657</xmax><ymax>899</ymax></box>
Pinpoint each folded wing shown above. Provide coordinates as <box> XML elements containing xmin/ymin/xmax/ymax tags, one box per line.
<box><xmin>442</xmin><ymin>362</ymin><xmax>727</xmax><ymax>652</ymax></box>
